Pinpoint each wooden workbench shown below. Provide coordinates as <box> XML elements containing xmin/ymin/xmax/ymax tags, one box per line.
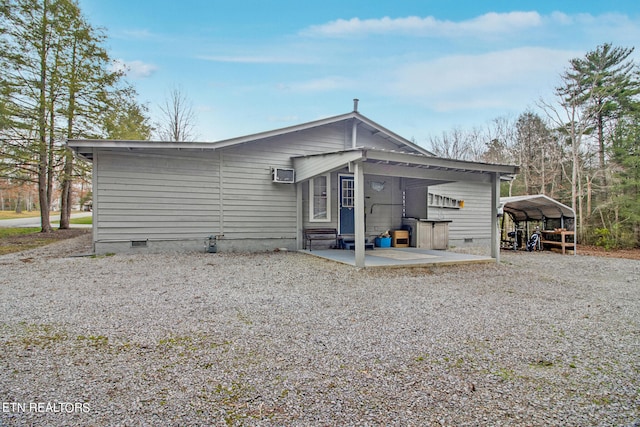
<box><xmin>541</xmin><ymin>230</ymin><xmax>576</xmax><ymax>255</ymax></box>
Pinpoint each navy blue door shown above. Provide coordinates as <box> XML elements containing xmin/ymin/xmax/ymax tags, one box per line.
<box><xmin>339</xmin><ymin>175</ymin><xmax>355</xmax><ymax>235</ymax></box>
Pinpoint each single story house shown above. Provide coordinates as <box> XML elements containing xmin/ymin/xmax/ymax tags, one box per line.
<box><xmin>68</xmin><ymin>103</ymin><xmax>519</xmax><ymax>267</ymax></box>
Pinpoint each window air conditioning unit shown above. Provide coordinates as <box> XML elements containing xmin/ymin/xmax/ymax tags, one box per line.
<box><xmin>272</xmin><ymin>167</ymin><xmax>295</xmax><ymax>183</ymax></box>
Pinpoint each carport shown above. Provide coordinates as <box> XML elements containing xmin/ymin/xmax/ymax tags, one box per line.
<box><xmin>500</xmin><ymin>195</ymin><xmax>575</xmax><ymax>225</ymax></box>
<box><xmin>500</xmin><ymin>194</ymin><xmax>576</xmax><ymax>254</ymax></box>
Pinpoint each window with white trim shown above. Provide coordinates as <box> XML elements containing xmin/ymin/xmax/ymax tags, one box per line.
<box><xmin>309</xmin><ymin>174</ymin><xmax>330</xmax><ymax>222</ymax></box>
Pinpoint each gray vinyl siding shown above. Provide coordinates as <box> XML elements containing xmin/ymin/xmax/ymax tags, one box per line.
<box><xmin>221</xmin><ymin>150</ymin><xmax>297</xmax><ymax>239</ymax></box>
<box><xmin>427</xmin><ymin>181</ymin><xmax>492</xmax><ymax>245</ymax></box>
<box><xmin>219</xmin><ymin>123</ymin><xmax>351</xmax><ymax>240</ymax></box>
<box><xmin>91</xmin><ymin>118</ymin><xmax>452</xmax><ymax>252</ymax></box>
<box><xmin>219</xmin><ymin>120</ymin><xmax>417</xmax><ymax>240</ymax></box>
<box><xmin>95</xmin><ymin>150</ymin><xmax>220</xmax><ymax>241</ymax></box>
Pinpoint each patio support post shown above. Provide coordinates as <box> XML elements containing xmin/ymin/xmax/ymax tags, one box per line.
<box><xmin>296</xmin><ymin>182</ymin><xmax>303</xmax><ymax>250</ymax></box>
<box><xmin>491</xmin><ymin>172</ymin><xmax>500</xmax><ymax>262</ymax></box>
<box><xmin>354</xmin><ymin>161</ymin><xmax>366</xmax><ymax>267</ymax></box>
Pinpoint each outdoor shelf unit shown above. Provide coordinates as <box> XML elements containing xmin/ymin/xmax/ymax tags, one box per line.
<box><xmin>402</xmin><ymin>218</ymin><xmax>451</xmax><ymax>250</ymax></box>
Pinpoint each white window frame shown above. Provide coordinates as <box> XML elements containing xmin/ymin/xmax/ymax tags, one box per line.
<box><xmin>309</xmin><ymin>174</ymin><xmax>331</xmax><ymax>222</ymax></box>
<box><xmin>428</xmin><ymin>192</ymin><xmax>462</xmax><ymax>209</ymax></box>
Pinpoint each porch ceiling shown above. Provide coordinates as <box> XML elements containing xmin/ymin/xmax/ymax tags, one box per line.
<box><xmin>292</xmin><ymin>148</ymin><xmax>519</xmax><ymax>183</ymax></box>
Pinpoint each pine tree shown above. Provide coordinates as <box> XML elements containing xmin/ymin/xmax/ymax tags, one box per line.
<box><xmin>56</xmin><ymin>0</ymin><xmax>123</xmax><ymax>228</ymax></box>
<box><xmin>568</xmin><ymin>44</ymin><xmax>640</xmax><ymax>183</ymax></box>
<box><xmin>104</xmin><ymin>93</ymin><xmax>153</xmax><ymax>140</ymax></box>
<box><xmin>609</xmin><ymin>115</ymin><xmax>640</xmax><ymax>247</ymax></box>
<box><xmin>0</xmin><ymin>0</ymin><xmax>147</xmax><ymax>230</ymax></box>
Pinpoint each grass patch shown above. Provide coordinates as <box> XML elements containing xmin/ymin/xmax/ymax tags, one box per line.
<box><xmin>0</xmin><ymin>228</ymin><xmax>88</xmax><ymax>255</ymax></box>
<box><xmin>0</xmin><ymin>228</ymin><xmax>55</xmax><ymax>255</ymax></box>
<box><xmin>0</xmin><ymin>210</ymin><xmax>87</xmax><ymax>221</ymax></box>
<box><xmin>0</xmin><ymin>210</ymin><xmax>41</xmax><ymax>220</ymax></box>
<box><xmin>0</xmin><ymin>227</ymin><xmax>41</xmax><ymax>238</ymax></box>
<box><xmin>70</xmin><ymin>215</ymin><xmax>92</xmax><ymax>225</ymax></box>
<box><xmin>494</xmin><ymin>367</ymin><xmax>516</xmax><ymax>381</ymax></box>
<box><xmin>0</xmin><ymin>238</ymin><xmax>59</xmax><ymax>255</ymax></box>
<box><xmin>52</xmin><ymin>215</ymin><xmax>92</xmax><ymax>225</ymax></box>
<box><xmin>4</xmin><ymin>323</ymin><xmax>70</xmax><ymax>349</ymax></box>
<box><xmin>89</xmin><ymin>252</ymin><xmax>115</xmax><ymax>259</ymax></box>
<box><xmin>77</xmin><ymin>334</ymin><xmax>109</xmax><ymax>347</ymax></box>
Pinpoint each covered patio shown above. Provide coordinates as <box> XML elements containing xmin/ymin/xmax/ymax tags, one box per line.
<box><xmin>301</xmin><ymin>247</ymin><xmax>494</xmax><ymax>268</ymax></box>
<box><xmin>294</xmin><ymin>148</ymin><xmax>519</xmax><ymax>267</ymax></box>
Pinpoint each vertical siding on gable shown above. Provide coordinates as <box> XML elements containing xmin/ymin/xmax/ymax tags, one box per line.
<box><xmin>356</xmin><ymin>130</ymin><xmax>413</xmax><ymax>152</ymax></box>
<box><xmin>95</xmin><ymin>150</ymin><xmax>220</xmax><ymax>241</ymax></box>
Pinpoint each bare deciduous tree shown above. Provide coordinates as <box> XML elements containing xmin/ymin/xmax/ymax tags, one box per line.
<box><xmin>155</xmin><ymin>87</ymin><xmax>198</xmax><ymax>141</ymax></box>
<box><xmin>538</xmin><ymin>76</ymin><xmax>599</xmax><ymax>241</ymax></box>
<box><xmin>427</xmin><ymin>127</ymin><xmax>485</xmax><ymax>161</ymax></box>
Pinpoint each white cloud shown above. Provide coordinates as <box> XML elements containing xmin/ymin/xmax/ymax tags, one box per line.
<box><xmin>268</xmin><ymin>115</ymin><xmax>299</xmax><ymax>123</ymax></box>
<box><xmin>198</xmin><ymin>55</ymin><xmax>312</xmax><ymax>64</ymax></box>
<box><xmin>112</xmin><ymin>59</ymin><xmax>158</xmax><ymax>79</ymax></box>
<box><xmin>301</xmin><ymin>11</ymin><xmax>542</xmax><ymax>37</ymax></box>
<box><xmin>121</xmin><ymin>29</ymin><xmax>156</xmax><ymax>40</ymax></box>
<box><xmin>278</xmin><ymin>76</ymin><xmax>353</xmax><ymax>93</ymax></box>
<box><xmin>389</xmin><ymin>47</ymin><xmax>577</xmax><ymax>111</ymax></box>
<box><xmin>549</xmin><ymin>11</ymin><xmax>573</xmax><ymax>25</ymax></box>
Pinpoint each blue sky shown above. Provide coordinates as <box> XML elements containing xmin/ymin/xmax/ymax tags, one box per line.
<box><xmin>78</xmin><ymin>0</ymin><xmax>640</xmax><ymax>147</ymax></box>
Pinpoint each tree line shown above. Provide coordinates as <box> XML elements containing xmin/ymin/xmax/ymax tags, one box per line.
<box><xmin>0</xmin><ymin>0</ymin><xmax>191</xmax><ymax>230</ymax></box>
<box><xmin>429</xmin><ymin>43</ymin><xmax>640</xmax><ymax>248</ymax></box>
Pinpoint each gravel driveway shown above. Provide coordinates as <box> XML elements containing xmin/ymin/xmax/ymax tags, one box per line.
<box><xmin>1</xmin><ymin>235</ymin><xmax>639</xmax><ymax>426</ymax></box>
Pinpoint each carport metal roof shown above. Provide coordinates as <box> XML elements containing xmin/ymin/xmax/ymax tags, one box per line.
<box><xmin>500</xmin><ymin>195</ymin><xmax>575</xmax><ymax>222</ymax></box>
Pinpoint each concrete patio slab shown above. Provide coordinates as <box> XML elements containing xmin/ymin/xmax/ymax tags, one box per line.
<box><xmin>300</xmin><ymin>247</ymin><xmax>494</xmax><ymax>268</ymax></box>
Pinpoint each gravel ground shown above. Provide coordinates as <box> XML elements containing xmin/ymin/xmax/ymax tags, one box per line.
<box><xmin>0</xmin><ymin>235</ymin><xmax>639</xmax><ymax>426</ymax></box>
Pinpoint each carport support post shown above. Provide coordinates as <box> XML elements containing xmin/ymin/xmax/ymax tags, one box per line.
<box><xmin>354</xmin><ymin>161</ymin><xmax>366</xmax><ymax>267</ymax></box>
<box><xmin>491</xmin><ymin>172</ymin><xmax>500</xmax><ymax>263</ymax></box>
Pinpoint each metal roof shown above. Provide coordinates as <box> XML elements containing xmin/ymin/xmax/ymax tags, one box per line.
<box><xmin>500</xmin><ymin>195</ymin><xmax>575</xmax><ymax>221</ymax></box>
